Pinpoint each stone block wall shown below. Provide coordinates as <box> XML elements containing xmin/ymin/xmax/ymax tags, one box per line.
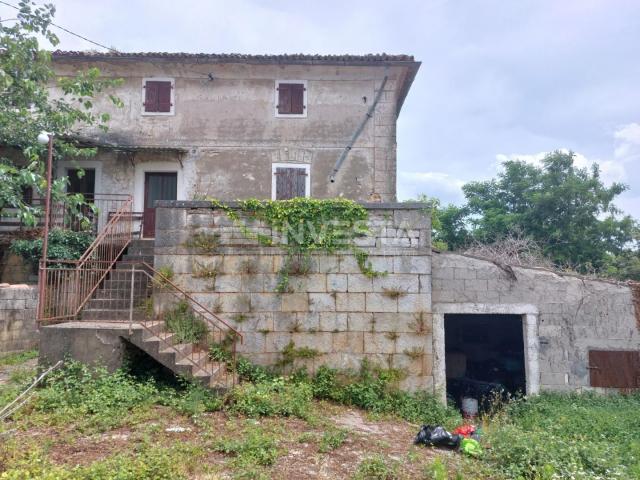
<box><xmin>154</xmin><ymin>201</ymin><xmax>433</xmax><ymax>391</ymax></box>
<box><xmin>0</xmin><ymin>283</ymin><xmax>39</xmax><ymax>354</ymax></box>
<box><xmin>431</xmin><ymin>252</ymin><xmax>640</xmax><ymax>393</ymax></box>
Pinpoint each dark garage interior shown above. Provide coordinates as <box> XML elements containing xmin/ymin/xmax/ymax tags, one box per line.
<box><xmin>445</xmin><ymin>314</ymin><xmax>526</xmax><ymax>412</ymax></box>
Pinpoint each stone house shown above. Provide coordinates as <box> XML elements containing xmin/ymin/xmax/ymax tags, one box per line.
<box><xmin>49</xmin><ymin>51</ymin><xmax>420</xmax><ymax>237</ymax></box>
<box><xmin>3</xmin><ymin>51</ymin><xmax>639</xmax><ymax>405</ymax></box>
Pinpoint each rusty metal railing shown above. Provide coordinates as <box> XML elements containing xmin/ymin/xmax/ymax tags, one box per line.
<box><xmin>37</xmin><ymin>194</ymin><xmax>133</xmax><ymax>322</ymax></box>
<box><xmin>132</xmin><ymin>261</ymin><xmax>242</xmax><ymax>389</ymax></box>
<box><xmin>59</xmin><ymin>260</ymin><xmax>241</xmax><ymax>388</ymax></box>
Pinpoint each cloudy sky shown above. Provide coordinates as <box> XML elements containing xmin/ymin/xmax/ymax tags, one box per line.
<box><xmin>2</xmin><ymin>0</ymin><xmax>639</xmax><ymax>216</ymax></box>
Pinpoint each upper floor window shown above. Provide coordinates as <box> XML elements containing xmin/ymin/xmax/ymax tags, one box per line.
<box><xmin>143</xmin><ymin>78</ymin><xmax>174</xmax><ymax>115</ymax></box>
<box><xmin>275</xmin><ymin>80</ymin><xmax>307</xmax><ymax>118</ymax></box>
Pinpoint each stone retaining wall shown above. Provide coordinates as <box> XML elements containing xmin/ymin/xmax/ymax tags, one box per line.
<box><xmin>0</xmin><ymin>283</ymin><xmax>39</xmax><ymax>354</ymax></box>
<box><xmin>154</xmin><ymin>201</ymin><xmax>433</xmax><ymax>391</ymax></box>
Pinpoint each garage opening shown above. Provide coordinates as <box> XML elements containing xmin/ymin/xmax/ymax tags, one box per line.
<box><xmin>445</xmin><ymin>313</ymin><xmax>526</xmax><ymax>412</ymax></box>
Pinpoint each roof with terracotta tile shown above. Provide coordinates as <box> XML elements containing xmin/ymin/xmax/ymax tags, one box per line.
<box><xmin>51</xmin><ymin>51</ymin><xmax>417</xmax><ymax>65</ymax></box>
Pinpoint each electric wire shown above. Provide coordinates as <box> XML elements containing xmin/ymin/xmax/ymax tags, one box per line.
<box><xmin>0</xmin><ymin>0</ymin><xmax>117</xmax><ymax>52</ymax></box>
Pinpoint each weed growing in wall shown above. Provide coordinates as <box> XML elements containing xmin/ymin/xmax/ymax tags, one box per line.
<box><xmin>184</xmin><ymin>231</ymin><xmax>221</xmax><ymax>254</ymax></box>
<box><xmin>208</xmin><ymin>198</ymin><xmax>386</xmax><ymax>292</ymax></box>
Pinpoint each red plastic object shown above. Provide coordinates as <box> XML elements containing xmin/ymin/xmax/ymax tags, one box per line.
<box><xmin>452</xmin><ymin>425</ymin><xmax>476</xmax><ymax>438</ymax></box>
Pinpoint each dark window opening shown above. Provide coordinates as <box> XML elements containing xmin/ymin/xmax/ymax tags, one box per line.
<box><xmin>277</xmin><ymin>83</ymin><xmax>305</xmax><ymax>115</ymax></box>
<box><xmin>22</xmin><ymin>186</ymin><xmax>33</xmax><ymax>205</ymax></box>
<box><xmin>144</xmin><ymin>80</ymin><xmax>173</xmax><ymax>113</ymax></box>
<box><xmin>67</xmin><ymin>168</ymin><xmax>96</xmax><ymax>200</ymax></box>
<box><xmin>445</xmin><ymin>314</ymin><xmax>526</xmax><ymax>412</ymax></box>
<box><xmin>275</xmin><ymin>167</ymin><xmax>307</xmax><ymax>200</ymax></box>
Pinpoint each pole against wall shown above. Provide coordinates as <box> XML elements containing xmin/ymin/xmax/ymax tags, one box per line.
<box><xmin>37</xmin><ymin>132</ymin><xmax>53</xmax><ymax>320</ymax></box>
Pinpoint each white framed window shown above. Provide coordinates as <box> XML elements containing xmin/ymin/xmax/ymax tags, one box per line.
<box><xmin>142</xmin><ymin>77</ymin><xmax>175</xmax><ymax>116</ymax></box>
<box><xmin>272</xmin><ymin>163</ymin><xmax>310</xmax><ymax>200</ymax></box>
<box><xmin>274</xmin><ymin>80</ymin><xmax>307</xmax><ymax>118</ymax></box>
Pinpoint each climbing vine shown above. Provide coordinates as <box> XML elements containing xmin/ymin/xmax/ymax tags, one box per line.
<box><xmin>209</xmin><ymin>197</ymin><xmax>385</xmax><ymax>292</ymax></box>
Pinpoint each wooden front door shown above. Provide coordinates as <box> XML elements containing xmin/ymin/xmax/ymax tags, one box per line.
<box><xmin>143</xmin><ymin>172</ymin><xmax>177</xmax><ymax>238</ymax></box>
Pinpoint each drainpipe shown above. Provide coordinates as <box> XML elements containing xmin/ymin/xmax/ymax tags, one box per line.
<box><xmin>329</xmin><ymin>75</ymin><xmax>388</xmax><ymax>183</ymax></box>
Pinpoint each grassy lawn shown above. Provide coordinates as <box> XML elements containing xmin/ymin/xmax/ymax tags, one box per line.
<box><xmin>0</xmin><ymin>353</ymin><xmax>638</xmax><ymax>479</ymax></box>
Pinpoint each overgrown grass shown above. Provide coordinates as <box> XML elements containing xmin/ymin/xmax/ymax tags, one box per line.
<box><xmin>0</xmin><ymin>350</ymin><xmax>38</xmax><ymax>366</ymax></box>
<box><xmin>309</xmin><ymin>363</ymin><xmax>461</xmax><ymax>428</ymax></box>
<box><xmin>352</xmin><ymin>454</ymin><xmax>399</xmax><ymax>480</ymax></box>
<box><xmin>1</xmin><ymin>445</ymin><xmax>193</xmax><ymax>479</ymax></box>
<box><xmin>228</xmin><ymin>377</ymin><xmax>313</xmax><ymax>420</ymax></box>
<box><xmin>213</xmin><ymin>426</ymin><xmax>281</xmax><ymax>472</ymax></box>
<box><xmin>163</xmin><ymin>301</ymin><xmax>208</xmax><ymax>344</ymax></box>
<box><xmin>2</xmin><ymin>361</ymin><xmax>222</xmax><ymax>431</ymax></box>
<box><xmin>483</xmin><ymin>392</ymin><xmax>640</xmax><ymax>479</ymax></box>
<box><xmin>3</xmin><ymin>354</ymin><xmax>639</xmax><ymax>479</ymax></box>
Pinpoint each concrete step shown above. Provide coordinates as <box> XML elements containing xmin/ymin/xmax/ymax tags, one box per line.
<box><xmin>126</xmin><ymin>324</ymin><xmax>233</xmax><ymax>392</ymax></box>
<box><xmin>81</xmin><ymin>309</ymin><xmax>148</xmax><ymax>321</ymax></box>
<box><xmin>85</xmin><ymin>298</ymin><xmax>150</xmax><ymax>310</ymax></box>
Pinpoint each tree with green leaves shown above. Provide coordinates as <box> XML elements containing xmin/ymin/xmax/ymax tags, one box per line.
<box><xmin>421</xmin><ymin>151</ymin><xmax>639</xmax><ymax>278</ymax></box>
<box><xmin>0</xmin><ymin>0</ymin><xmax>121</xmax><ymax>226</ymax></box>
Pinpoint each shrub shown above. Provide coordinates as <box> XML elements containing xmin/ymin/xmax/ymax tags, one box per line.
<box><xmin>311</xmin><ymin>365</ymin><xmax>461</xmax><ymax>428</ymax></box>
<box><xmin>319</xmin><ymin>428</ymin><xmax>348</xmax><ymax>453</ymax></box>
<box><xmin>10</xmin><ymin>228</ymin><xmax>94</xmax><ymax>269</ymax></box>
<box><xmin>159</xmin><ymin>378</ymin><xmax>223</xmax><ymax>417</ymax></box>
<box><xmin>228</xmin><ymin>377</ymin><xmax>312</xmax><ymax>419</ymax></box>
<box><xmin>213</xmin><ymin>427</ymin><xmax>280</xmax><ymax>469</ymax></box>
<box><xmin>36</xmin><ymin>361</ymin><xmax>159</xmax><ymax>430</ymax></box>
<box><xmin>352</xmin><ymin>454</ymin><xmax>399</xmax><ymax>480</ymax></box>
<box><xmin>163</xmin><ymin>301</ymin><xmax>208</xmax><ymax>344</ymax></box>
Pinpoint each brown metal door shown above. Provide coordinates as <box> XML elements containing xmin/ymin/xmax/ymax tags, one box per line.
<box><xmin>143</xmin><ymin>172</ymin><xmax>177</xmax><ymax>238</ymax></box>
<box><xmin>588</xmin><ymin>350</ymin><xmax>640</xmax><ymax>388</ymax></box>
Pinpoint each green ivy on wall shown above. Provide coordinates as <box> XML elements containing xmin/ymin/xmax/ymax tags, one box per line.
<box><xmin>209</xmin><ymin>198</ymin><xmax>385</xmax><ymax>292</ymax></box>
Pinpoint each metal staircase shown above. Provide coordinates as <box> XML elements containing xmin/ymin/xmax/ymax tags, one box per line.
<box><xmin>37</xmin><ymin>201</ymin><xmax>241</xmax><ymax>390</ymax></box>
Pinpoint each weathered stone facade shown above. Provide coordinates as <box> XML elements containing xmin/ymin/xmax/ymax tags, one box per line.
<box><xmin>151</xmin><ymin>202</ymin><xmax>640</xmax><ymax>396</ymax></box>
<box><xmin>0</xmin><ymin>284</ymin><xmax>38</xmax><ymax>354</ymax></box>
<box><xmin>154</xmin><ymin>201</ymin><xmax>434</xmax><ymax>391</ymax></box>
<box><xmin>431</xmin><ymin>252</ymin><xmax>640</xmax><ymax>396</ymax></box>
<box><xmin>51</xmin><ymin>53</ymin><xmax>420</xmax><ymax>204</ymax></box>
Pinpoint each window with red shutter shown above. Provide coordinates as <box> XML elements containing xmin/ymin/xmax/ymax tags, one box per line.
<box><xmin>276</xmin><ymin>81</ymin><xmax>307</xmax><ymax>117</ymax></box>
<box><xmin>143</xmin><ymin>79</ymin><xmax>174</xmax><ymax>114</ymax></box>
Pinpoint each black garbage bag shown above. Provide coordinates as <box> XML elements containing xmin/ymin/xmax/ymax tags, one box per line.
<box><xmin>413</xmin><ymin>425</ymin><xmax>461</xmax><ymax>449</ymax></box>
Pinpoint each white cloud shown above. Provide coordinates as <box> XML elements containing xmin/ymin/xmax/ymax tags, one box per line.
<box><xmin>613</xmin><ymin>122</ymin><xmax>640</xmax><ymax>161</ymax></box>
<box><xmin>397</xmin><ymin>171</ymin><xmax>466</xmax><ymax>203</ymax></box>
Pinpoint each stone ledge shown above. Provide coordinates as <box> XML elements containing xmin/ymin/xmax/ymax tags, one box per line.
<box><xmin>155</xmin><ymin>200</ymin><xmax>430</xmax><ymax>211</ymax></box>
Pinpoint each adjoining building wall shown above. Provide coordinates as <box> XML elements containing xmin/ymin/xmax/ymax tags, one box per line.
<box><xmin>154</xmin><ymin>201</ymin><xmax>434</xmax><ymax>391</ymax></box>
<box><xmin>51</xmin><ymin>59</ymin><xmax>415</xmax><ymax>202</ymax></box>
<box><xmin>431</xmin><ymin>252</ymin><xmax>640</xmax><ymax>395</ymax></box>
<box><xmin>0</xmin><ymin>284</ymin><xmax>38</xmax><ymax>354</ymax></box>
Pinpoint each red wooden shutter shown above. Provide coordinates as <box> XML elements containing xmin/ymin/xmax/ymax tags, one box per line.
<box><xmin>144</xmin><ymin>81</ymin><xmax>158</xmax><ymax>112</ymax></box>
<box><xmin>589</xmin><ymin>350</ymin><xmax>640</xmax><ymax>388</ymax></box>
<box><xmin>278</xmin><ymin>83</ymin><xmax>305</xmax><ymax>115</ymax></box>
<box><xmin>275</xmin><ymin>167</ymin><xmax>307</xmax><ymax>200</ymax></box>
<box><xmin>278</xmin><ymin>84</ymin><xmax>292</xmax><ymax>114</ymax></box>
<box><xmin>157</xmin><ymin>82</ymin><xmax>172</xmax><ymax>112</ymax></box>
<box><xmin>144</xmin><ymin>81</ymin><xmax>172</xmax><ymax>112</ymax></box>
<box><xmin>290</xmin><ymin>84</ymin><xmax>304</xmax><ymax>114</ymax></box>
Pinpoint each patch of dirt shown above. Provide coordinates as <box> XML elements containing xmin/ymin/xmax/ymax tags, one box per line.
<box><xmin>2</xmin><ymin>398</ymin><xmax>460</xmax><ymax>478</ymax></box>
<box><xmin>0</xmin><ymin>358</ymin><xmax>37</xmax><ymax>385</ymax></box>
